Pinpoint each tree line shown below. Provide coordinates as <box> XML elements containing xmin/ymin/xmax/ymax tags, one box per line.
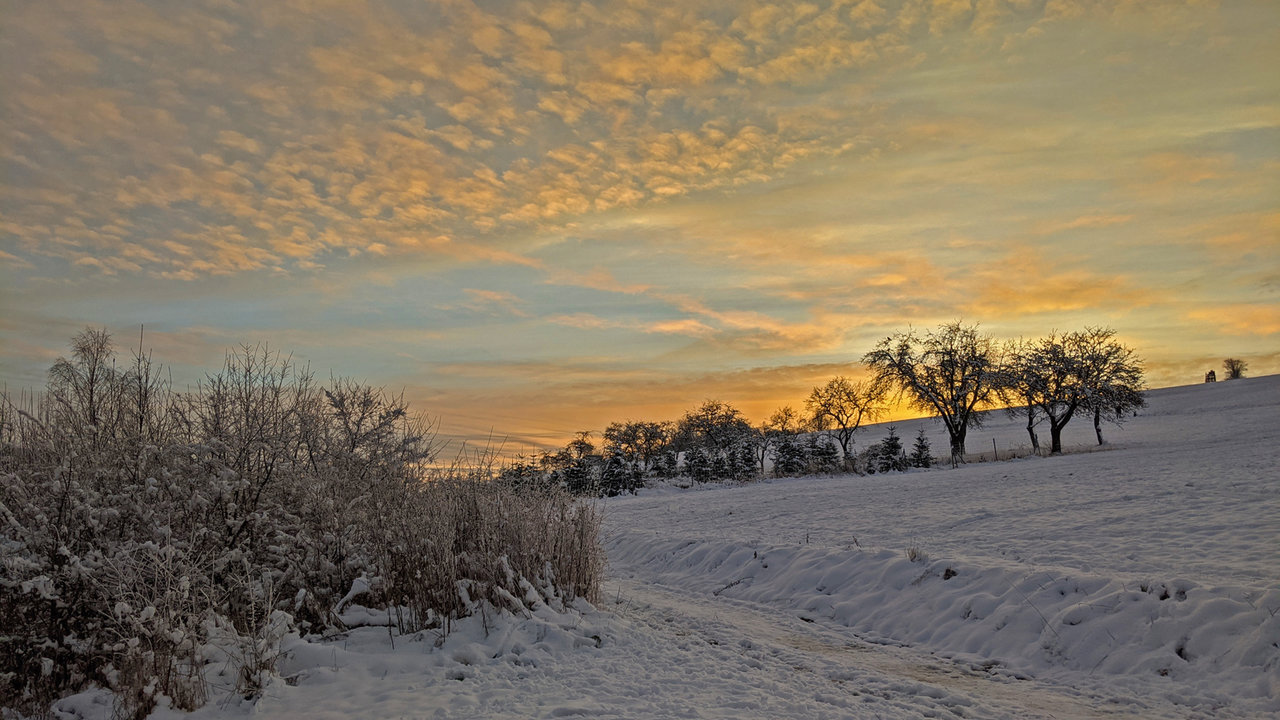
<box><xmin>507</xmin><ymin>321</ymin><xmax>1147</xmax><ymax>495</ymax></box>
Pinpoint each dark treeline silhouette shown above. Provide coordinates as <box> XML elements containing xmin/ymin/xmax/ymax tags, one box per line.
<box><xmin>503</xmin><ymin>321</ymin><xmax>1147</xmax><ymax>494</ymax></box>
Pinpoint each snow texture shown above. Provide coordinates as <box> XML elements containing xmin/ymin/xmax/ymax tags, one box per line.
<box><xmin>49</xmin><ymin>375</ymin><xmax>1279</xmax><ymax>719</ymax></box>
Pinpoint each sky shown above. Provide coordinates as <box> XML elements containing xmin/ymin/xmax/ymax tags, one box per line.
<box><xmin>2</xmin><ymin>0</ymin><xmax>1277</xmax><ymax>453</ymax></box>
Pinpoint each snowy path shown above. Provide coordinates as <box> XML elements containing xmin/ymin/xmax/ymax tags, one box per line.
<box><xmin>607</xmin><ymin>576</ymin><xmax>1183</xmax><ymax>719</ymax></box>
<box><xmin>216</xmin><ymin>575</ymin><xmax>1188</xmax><ymax>720</ymax></box>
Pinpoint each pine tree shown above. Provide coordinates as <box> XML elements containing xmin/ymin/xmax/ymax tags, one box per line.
<box><xmin>772</xmin><ymin>435</ymin><xmax>808</xmax><ymax>476</ymax></box>
<box><xmin>806</xmin><ymin>435</ymin><xmax>840</xmax><ymax>473</ymax></box>
<box><xmin>878</xmin><ymin>426</ymin><xmax>908</xmax><ymax>473</ymax></box>
<box><xmin>599</xmin><ymin>454</ymin><xmax>640</xmax><ymax>496</ymax></box>
<box><xmin>732</xmin><ymin>443</ymin><xmax>757</xmax><ymax>481</ymax></box>
<box><xmin>910</xmin><ymin>428</ymin><xmax>933</xmax><ymax>468</ymax></box>
<box><xmin>683</xmin><ymin>446</ymin><xmax>713</xmax><ymax>483</ymax></box>
<box><xmin>654</xmin><ymin>450</ymin><xmax>679</xmax><ymax>478</ymax></box>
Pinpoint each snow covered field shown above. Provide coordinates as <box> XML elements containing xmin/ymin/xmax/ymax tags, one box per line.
<box><xmin>58</xmin><ymin>376</ymin><xmax>1279</xmax><ymax>719</ymax></box>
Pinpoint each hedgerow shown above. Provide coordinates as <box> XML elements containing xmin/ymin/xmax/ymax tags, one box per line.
<box><xmin>0</xmin><ymin>329</ymin><xmax>601</xmax><ymax>717</ymax></box>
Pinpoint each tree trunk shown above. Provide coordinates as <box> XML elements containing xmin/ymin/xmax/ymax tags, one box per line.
<box><xmin>1093</xmin><ymin>407</ymin><xmax>1104</xmax><ymax>445</ymax></box>
<box><xmin>838</xmin><ymin>431</ymin><xmax>852</xmax><ymax>466</ymax></box>
<box><xmin>1025</xmin><ymin>405</ymin><xmax>1039</xmax><ymax>453</ymax></box>
<box><xmin>949</xmin><ymin>431</ymin><xmax>965</xmax><ymax>463</ymax></box>
<box><xmin>1049</xmin><ymin>421</ymin><xmax>1064</xmax><ymax>454</ymax></box>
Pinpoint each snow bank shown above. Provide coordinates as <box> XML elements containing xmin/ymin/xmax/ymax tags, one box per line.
<box><xmin>606</xmin><ymin>532</ymin><xmax>1280</xmax><ymax>714</ymax></box>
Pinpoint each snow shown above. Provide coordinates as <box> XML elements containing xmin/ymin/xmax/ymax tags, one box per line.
<box><xmin>50</xmin><ymin>375</ymin><xmax>1279</xmax><ymax>719</ymax></box>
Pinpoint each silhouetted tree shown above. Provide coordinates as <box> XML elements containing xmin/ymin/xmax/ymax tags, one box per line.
<box><xmin>1223</xmin><ymin>358</ymin><xmax>1247</xmax><ymax>380</ymax></box>
<box><xmin>909</xmin><ymin>428</ymin><xmax>933</xmax><ymax>468</ymax></box>
<box><xmin>1078</xmin><ymin>329</ymin><xmax>1146</xmax><ymax>446</ymax></box>
<box><xmin>1008</xmin><ymin>328</ymin><xmax>1145</xmax><ymax>454</ymax></box>
<box><xmin>754</xmin><ymin>405</ymin><xmax>802</xmax><ymax>474</ymax></box>
<box><xmin>863</xmin><ymin>321</ymin><xmax>1003</xmax><ymax>463</ymax></box>
<box><xmin>999</xmin><ymin>338</ymin><xmax>1044</xmax><ymax>454</ymax></box>
<box><xmin>555</xmin><ymin>430</ymin><xmax>601</xmax><ymax>495</ymax></box>
<box><xmin>675</xmin><ymin>400</ymin><xmax>753</xmax><ymax>481</ymax></box>
<box><xmin>603</xmin><ymin>420</ymin><xmax>673</xmax><ymax>474</ymax></box>
<box><xmin>876</xmin><ymin>426</ymin><xmax>908</xmax><ymax>473</ymax></box>
<box><xmin>805</xmin><ymin>377</ymin><xmax>885</xmax><ymax>467</ymax></box>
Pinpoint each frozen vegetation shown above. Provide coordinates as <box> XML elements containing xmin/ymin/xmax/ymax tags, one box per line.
<box><xmin>29</xmin><ymin>373</ymin><xmax>1276</xmax><ymax>719</ymax></box>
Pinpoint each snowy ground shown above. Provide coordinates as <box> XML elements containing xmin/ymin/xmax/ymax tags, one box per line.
<box><xmin>56</xmin><ymin>376</ymin><xmax>1280</xmax><ymax>719</ymax></box>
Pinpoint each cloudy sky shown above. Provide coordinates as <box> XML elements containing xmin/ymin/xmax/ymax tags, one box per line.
<box><xmin>2</xmin><ymin>0</ymin><xmax>1277</xmax><ymax>451</ymax></box>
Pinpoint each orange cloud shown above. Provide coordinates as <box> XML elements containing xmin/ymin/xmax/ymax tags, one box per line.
<box><xmin>447</xmin><ymin>289</ymin><xmax>531</xmax><ymax>318</ymax></box>
<box><xmin>963</xmin><ymin>245</ymin><xmax>1156</xmax><ymax>317</ymax></box>
<box><xmin>1036</xmin><ymin>214</ymin><xmax>1135</xmax><ymax>235</ymax></box>
<box><xmin>1187</xmin><ymin>304</ymin><xmax>1280</xmax><ymax>337</ymax></box>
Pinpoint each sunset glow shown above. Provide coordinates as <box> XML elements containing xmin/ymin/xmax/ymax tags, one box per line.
<box><xmin>3</xmin><ymin>0</ymin><xmax>1277</xmax><ymax>451</ymax></box>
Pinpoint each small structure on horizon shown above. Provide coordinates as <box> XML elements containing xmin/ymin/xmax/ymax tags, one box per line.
<box><xmin>1205</xmin><ymin>370</ymin><xmax>1217</xmax><ymax>383</ymax></box>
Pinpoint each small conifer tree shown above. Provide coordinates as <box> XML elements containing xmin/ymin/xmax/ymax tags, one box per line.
<box><xmin>733</xmin><ymin>443</ymin><xmax>757</xmax><ymax>480</ymax></box>
<box><xmin>910</xmin><ymin>428</ymin><xmax>933</xmax><ymax>468</ymax></box>
<box><xmin>599</xmin><ymin>454</ymin><xmax>640</xmax><ymax>496</ymax></box>
<box><xmin>772</xmin><ymin>435</ymin><xmax>808</xmax><ymax>476</ymax></box>
<box><xmin>878</xmin><ymin>426</ymin><xmax>909</xmax><ymax>472</ymax></box>
<box><xmin>806</xmin><ymin>435</ymin><xmax>841</xmax><ymax>473</ymax></box>
<box><xmin>683</xmin><ymin>446</ymin><xmax>713</xmax><ymax>483</ymax></box>
<box><xmin>655</xmin><ymin>450</ymin><xmax>679</xmax><ymax>478</ymax></box>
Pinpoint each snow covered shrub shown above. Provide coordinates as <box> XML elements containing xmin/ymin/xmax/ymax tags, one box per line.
<box><xmin>0</xmin><ymin>329</ymin><xmax>604</xmax><ymax>717</ymax></box>
<box><xmin>227</xmin><ymin>585</ymin><xmax>292</xmax><ymax>700</ymax></box>
<box><xmin>96</xmin><ymin>542</ymin><xmax>213</xmax><ymax>718</ymax></box>
<box><xmin>856</xmin><ymin>443</ymin><xmax>881</xmax><ymax>474</ymax></box>
<box><xmin>367</xmin><ymin>470</ymin><xmax>603</xmax><ymax>634</ymax></box>
<box><xmin>599</xmin><ymin>455</ymin><xmax>641</xmax><ymax>496</ymax></box>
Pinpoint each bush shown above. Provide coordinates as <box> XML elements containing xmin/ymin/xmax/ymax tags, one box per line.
<box><xmin>0</xmin><ymin>329</ymin><xmax>602</xmax><ymax>717</ymax></box>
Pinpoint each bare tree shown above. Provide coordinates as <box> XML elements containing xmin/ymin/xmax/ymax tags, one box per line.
<box><xmin>863</xmin><ymin>321</ymin><xmax>1003</xmax><ymax>462</ymax></box>
<box><xmin>1078</xmin><ymin>329</ymin><xmax>1145</xmax><ymax>445</ymax></box>
<box><xmin>676</xmin><ymin>400</ymin><xmax>751</xmax><ymax>455</ymax></box>
<box><xmin>804</xmin><ymin>377</ymin><xmax>884</xmax><ymax>466</ymax></box>
<box><xmin>1008</xmin><ymin>327</ymin><xmax>1144</xmax><ymax>454</ymax></box>
<box><xmin>603</xmin><ymin>419</ymin><xmax>672</xmax><ymax>473</ymax></box>
<box><xmin>1009</xmin><ymin>332</ymin><xmax>1087</xmax><ymax>455</ymax></box>
<box><xmin>47</xmin><ymin>326</ymin><xmax>126</xmax><ymax>451</ymax></box>
<box><xmin>766</xmin><ymin>405</ymin><xmax>804</xmax><ymax>435</ymax></box>
<box><xmin>747</xmin><ymin>406</ymin><xmax>802</xmax><ymax>473</ymax></box>
<box><xmin>999</xmin><ymin>338</ymin><xmax>1044</xmax><ymax>454</ymax></box>
<box><xmin>1223</xmin><ymin>358</ymin><xmax>1247</xmax><ymax>380</ymax></box>
<box><xmin>675</xmin><ymin>400</ymin><xmax>754</xmax><ymax>480</ymax></box>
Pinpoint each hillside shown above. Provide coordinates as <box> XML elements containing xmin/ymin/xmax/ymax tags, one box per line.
<box><xmin>51</xmin><ymin>376</ymin><xmax>1278</xmax><ymax>719</ymax></box>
